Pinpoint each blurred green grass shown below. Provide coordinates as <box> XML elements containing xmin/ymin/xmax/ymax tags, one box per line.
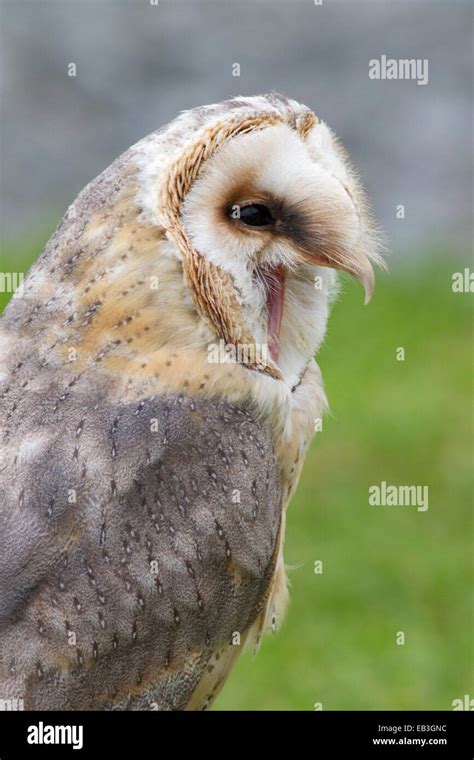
<box><xmin>1</xmin><ymin>239</ymin><xmax>472</xmax><ymax>710</ymax></box>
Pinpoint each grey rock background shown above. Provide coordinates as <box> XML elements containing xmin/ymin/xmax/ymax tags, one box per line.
<box><xmin>0</xmin><ymin>0</ymin><xmax>472</xmax><ymax>256</ymax></box>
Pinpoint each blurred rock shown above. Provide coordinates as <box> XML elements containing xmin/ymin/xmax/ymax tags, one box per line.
<box><xmin>1</xmin><ymin>0</ymin><xmax>471</xmax><ymax>254</ymax></box>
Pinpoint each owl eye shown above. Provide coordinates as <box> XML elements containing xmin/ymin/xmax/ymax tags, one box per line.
<box><xmin>235</xmin><ymin>203</ymin><xmax>275</xmax><ymax>228</ymax></box>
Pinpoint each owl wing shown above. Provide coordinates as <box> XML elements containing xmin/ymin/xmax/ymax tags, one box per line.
<box><xmin>0</xmin><ymin>387</ymin><xmax>282</xmax><ymax>710</ymax></box>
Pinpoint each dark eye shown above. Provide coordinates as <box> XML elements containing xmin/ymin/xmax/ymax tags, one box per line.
<box><xmin>234</xmin><ymin>203</ymin><xmax>275</xmax><ymax>228</ymax></box>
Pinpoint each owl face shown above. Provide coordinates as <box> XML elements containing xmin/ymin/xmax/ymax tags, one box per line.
<box><xmin>179</xmin><ymin>120</ymin><xmax>379</xmax><ymax>382</ymax></box>
<box><xmin>133</xmin><ymin>95</ymin><xmax>381</xmax><ymax>386</ymax></box>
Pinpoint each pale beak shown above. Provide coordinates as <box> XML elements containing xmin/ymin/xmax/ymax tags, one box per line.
<box><xmin>297</xmin><ymin>248</ymin><xmax>376</xmax><ymax>305</ymax></box>
<box><xmin>338</xmin><ymin>255</ymin><xmax>375</xmax><ymax>305</ymax></box>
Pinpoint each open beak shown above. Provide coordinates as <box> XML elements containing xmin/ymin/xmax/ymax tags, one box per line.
<box><xmin>296</xmin><ymin>248</ymin><xmax>376</xmax><ymax>305</ymax></box>
<box><xmin>258</xmin><ymin>266</ymin><xmax>286</xmax><ymax>362</ymax></box>
<box><xmin>259</xmin><ymin>251</ymin><xmax>374</xmax><ymax>363</ymax></box>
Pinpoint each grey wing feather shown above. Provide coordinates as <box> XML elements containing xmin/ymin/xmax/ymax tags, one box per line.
<box><xmin>0</xmin><ymin>385</ymin><xmax>281</xmax><ymax>709</ymax></box>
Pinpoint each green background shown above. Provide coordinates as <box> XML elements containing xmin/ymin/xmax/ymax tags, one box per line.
<box><xmin>1</xmin><ymin>241</ymin><xmax>472</xmax><ymax>710</ymax></box>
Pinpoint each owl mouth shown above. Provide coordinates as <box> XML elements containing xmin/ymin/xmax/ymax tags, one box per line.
<box><xmin>258</xmin><ymin>265</ymin><xmax>286</xmax><ymax>362</ymax></box>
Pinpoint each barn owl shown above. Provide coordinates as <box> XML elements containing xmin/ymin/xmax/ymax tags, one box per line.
<box><xmin>0</xmin><ymin>93</ymin><xmax>381</xmax><ymax>710</ymax></box>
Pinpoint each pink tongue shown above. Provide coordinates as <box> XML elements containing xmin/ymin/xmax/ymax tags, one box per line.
<box><xmin>263</xmin><ymin>266</ymin><xmax>286</xmax><ymax>362</ymax></box>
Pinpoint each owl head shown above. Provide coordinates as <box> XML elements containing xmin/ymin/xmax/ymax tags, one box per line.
<box><xmin>136</xmin><ymin>93</ymin><xmax>382</xmax><ymax>386</ymax></box>
<box><xmin>6</xmin><ymin>94</ymin><xmax>382</xmax><ymax>395</ymax></box>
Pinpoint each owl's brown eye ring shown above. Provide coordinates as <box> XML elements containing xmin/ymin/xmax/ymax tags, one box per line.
<box><xmin>229</xmin><ymin>203</ymin><xmax>275</xmax><ymax>228</ymax></box>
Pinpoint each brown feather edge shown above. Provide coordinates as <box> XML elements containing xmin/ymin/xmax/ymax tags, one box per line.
<box><xmin>157</xmin><ymin>110</ymin><xmax>319</xmax><ymax>381</ymax></box>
